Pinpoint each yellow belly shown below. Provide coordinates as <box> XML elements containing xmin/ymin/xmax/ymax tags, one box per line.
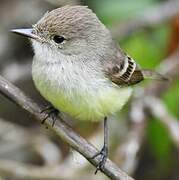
<box><xmin>35</xmin><ymin>81</ymin><xmax>132</xmax><ymax>121</ymax></box>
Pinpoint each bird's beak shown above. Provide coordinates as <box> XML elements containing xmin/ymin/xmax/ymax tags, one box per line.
<box><xmin>11</xmin><ymin>28</ymin><xmax>40</xmax><ymax>41</ymax></box>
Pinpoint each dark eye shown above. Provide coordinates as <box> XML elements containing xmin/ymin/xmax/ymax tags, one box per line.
<box><xmin>53</xmin><ymin>35</ymin><xmax>65</xmax><ymax>44</ymax></box>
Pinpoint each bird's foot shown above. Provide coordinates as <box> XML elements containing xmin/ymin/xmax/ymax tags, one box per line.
<box><xmin>40</xmin><ymin>105</ymin><xmax>59</xmax><ymax>127</ymax></box>
<box><xmin>91</xmin><ymin>145</ymin><xmax>108</xmax><ymax>174</ymax></box>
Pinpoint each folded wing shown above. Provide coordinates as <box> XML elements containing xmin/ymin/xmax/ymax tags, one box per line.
<box><xmin>104</xmin><ymin>51</ymin><xmax>168</xmax><ymax>86</ymax></box>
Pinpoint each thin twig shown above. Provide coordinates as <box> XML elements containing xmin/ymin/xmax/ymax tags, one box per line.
<box><xmin>144</xmin><ymin>96</ymin><xmax>179</xmax><ymax>149</ymax></box>
<box><xmin>0</xmin><ymin>75</ymin><xmax>134</xmax><ymax>180</ymax></box>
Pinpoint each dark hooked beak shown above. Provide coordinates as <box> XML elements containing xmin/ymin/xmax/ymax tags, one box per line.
<box><xmin>11</xmin><ymin>28</ymin><xmax>40</xmax><ymax>41</ymax></box>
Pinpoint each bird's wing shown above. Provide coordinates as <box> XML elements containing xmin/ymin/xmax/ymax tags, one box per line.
<box><xmin>103</xmin><ymin>45</ymin><xmax>168</xmax><ymax>86</ymax></box>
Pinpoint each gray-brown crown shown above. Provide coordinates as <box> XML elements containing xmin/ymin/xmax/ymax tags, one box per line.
<box><xmin>33</xmin><ymin>5</ymin><xmax>106</xmax><ymax>39</ymax></box>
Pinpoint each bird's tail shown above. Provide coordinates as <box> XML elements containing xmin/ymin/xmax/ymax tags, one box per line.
<box><xmin>141</xmin><ymin>69</ymin><xmax>169</xmax><ymax>81</ymax></box>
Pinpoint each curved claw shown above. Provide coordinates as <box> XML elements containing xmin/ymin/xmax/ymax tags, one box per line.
<box><xmin>91</xmin><ymin>146</ymin><xmax>108</xmax><ymax>174</ymax></box>
<box><xmin>41</xmin><ymin>106</ymin><xmax>59</xmax><ymax>127</ymax></box>
<box><xmin>95</xmin><ymin>155</ymin><xmax>107</xmax><ymax>174</ymax></box>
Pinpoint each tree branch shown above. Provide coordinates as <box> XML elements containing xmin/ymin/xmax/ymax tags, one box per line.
<box><xmin>0</xmin><ymin>75</ymin><xmax>134</xmax><ymax>180</ymax></box>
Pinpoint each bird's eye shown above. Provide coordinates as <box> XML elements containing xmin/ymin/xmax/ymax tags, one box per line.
<box><xmin>53</xmin><ymin>35</ymin><xmax>65</xmax><ymax>44</ymax></box>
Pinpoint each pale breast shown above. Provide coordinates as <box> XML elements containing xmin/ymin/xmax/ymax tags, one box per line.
<box><xmin>32</xmin><ymin>59</ymin><xmax>132</xmax><ymax>121</ymax></box>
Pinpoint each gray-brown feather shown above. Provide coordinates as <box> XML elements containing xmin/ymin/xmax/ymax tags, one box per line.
<box><xmin>103</xmin><ymin>45</ymin><xmax>144</xmax><ymax>86</ymax></box>
<box><xmin>34</xmin><ymin>5</ymin><xmax>106</xmax><ymax>40</ymax></box>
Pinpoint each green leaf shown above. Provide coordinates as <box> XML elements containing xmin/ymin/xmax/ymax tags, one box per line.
<box><xmin>147</xmin><ymin>118</ymin><xmax>172</xmax><ymax>161</ymax></box>
<box><xmin>162</xmin><ymin>81</ymin><xmax>179</xmax><ymax>118</ymax></box>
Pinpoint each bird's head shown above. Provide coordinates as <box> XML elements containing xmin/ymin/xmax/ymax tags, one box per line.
<box><xmin>11</xmin><ymin>6</ymin><xmax>111</xmax><ymax>58</ymax></box>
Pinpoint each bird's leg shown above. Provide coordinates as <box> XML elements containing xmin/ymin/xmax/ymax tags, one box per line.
<box><xmin>91</xmin><ymin>116</ymin><xmax>108</xmax><ymax>174</ymax></box>
<box><xmin>40</xmin><ymin>105</ymin><xmax>59</xmax><ymax>127</ymax></box>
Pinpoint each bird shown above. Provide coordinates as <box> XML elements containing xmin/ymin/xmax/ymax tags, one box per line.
<box><xmin>11</xmin><ymin>5</ymin><xmax>167</xmax><ymax>173</ymax></box>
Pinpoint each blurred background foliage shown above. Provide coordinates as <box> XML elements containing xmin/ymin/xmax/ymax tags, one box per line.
<box><xmin>0</xmin><ymin>0</ymin><xmax>179</xmax><ymax>180</ymax></box>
